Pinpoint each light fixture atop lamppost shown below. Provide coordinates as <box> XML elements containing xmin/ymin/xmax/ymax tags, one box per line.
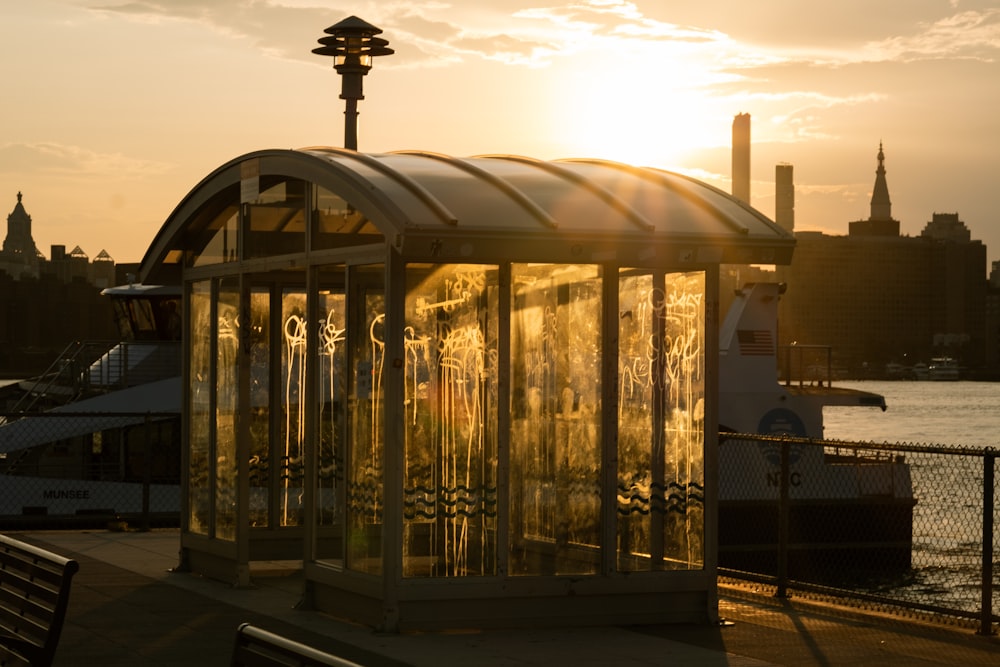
<box><xmin>313</xmin><ymin>16</ymin><xmax>393</xmax><ymax>151</ymax></box>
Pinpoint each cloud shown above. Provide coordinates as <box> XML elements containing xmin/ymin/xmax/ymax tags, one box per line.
<box><xmin>451</xmin><ymin>34</ymin><xmax>555</xmax><ymax>66</ymax></box>
<box><xmin>82</xmin><ymin>0</ymin><xmax>731</xmax><ymax>69</ymax></box>
<box><xmin>862</xmin><ymin>9</ymin><xmax>1000</xmax><ymax>63</ymax></box>
<box><xmin>0</xmin><ymin>142</ymin><xmax>171</xmax><ymax>179</ymax></box>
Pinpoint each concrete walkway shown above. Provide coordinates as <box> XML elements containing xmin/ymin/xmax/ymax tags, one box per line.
<box><xmin>13</xmin><ymin>529</ymin><xmax>1000</xmax><ymax>666</ymax></box>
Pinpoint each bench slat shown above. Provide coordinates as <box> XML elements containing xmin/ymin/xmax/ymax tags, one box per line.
<box><xmin>0</xmin><ymin>535</ymin><xmax>78</xmax><ymax>667</ymax></box>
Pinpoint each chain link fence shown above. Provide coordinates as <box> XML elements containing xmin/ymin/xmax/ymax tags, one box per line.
<box><xmin>719</xmin><ymin>432</ymin><xmax>999</xmax><ymax>634</ymax></box>
<box><xmin>0</xmin><ymin>411</ymin><xmax>181</xmax><ymax>530</ymax></box>
<box><xmin>2</xmin><ymin>412</ymin><xmax>995</xmax><ymax>631</ymax></box>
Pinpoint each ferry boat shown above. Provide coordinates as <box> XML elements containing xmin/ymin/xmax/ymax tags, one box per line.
<box><xmin>0</xmin><ymin>283</ymin><xmax>181</xmax><ymax>525</ymax></box>
<box><xmin>718</xmin><ymin>282</ymin><xmax>915</xmax><ymax>574</ymax></box>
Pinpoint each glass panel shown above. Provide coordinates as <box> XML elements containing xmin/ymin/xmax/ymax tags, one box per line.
<box><xmin>246</xmin><ymin>179</ymin><xmax>306</xmax><ymax>258</ymax></box>
<box><xmin>190</xmin><ymin>197</ymin><xmax>239</xmax><ymax>268</ymax></box>
<box><xmin>617</xmin><ymin>270</ymin><xmax>705</xmax><ymax>571</ymax></box>
<box><xmin>214</xmin><ymin>278</ymin><xmax>240</xmax><ymax>541</ymax></box>
<box><xmin>249</xmin><ymin>288</ymin><xmax>270</xmax><ymax>528</ymax></box>
<box><xmin>316</xmin><ymin>271</ymin><xmax>347</xmax><ymax>563</ymax></box>
<box><xmin>402</xmin><ymin>264</ymin><xmax>499</xmax><ymax>577</ymax></box>
<box><xmin>509</xmin><ymin>264</ymin><xmax>602</xmax><ymax>576</ymax></box>
<box><xmin>280</xmin><ymin>289</ymin><xmax>307</xmax><ymax>526</ymax></box>
<box><xmin>312</xmin><ymin>186</ymin><xmax>384</xmax><ymax>250</ymax></box>
<box><xmin>346</xmin><ymin>267</ymin><xmax>385</xmax><ymax>574</ymax></box>
<box><xmin>188</xmin><ymin>281</ymin><xmax>212</xmax><ymax>535</ymax></box>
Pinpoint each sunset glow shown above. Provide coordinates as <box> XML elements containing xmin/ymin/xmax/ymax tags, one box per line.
<box><xmin>2</xmin><ymin>1</ymin><xmax>999</xmax><ymax>265</ymax></box>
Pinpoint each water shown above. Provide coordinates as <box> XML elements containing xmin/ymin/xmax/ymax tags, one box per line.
<box><xmin>822</xmin><ymin>380</ymin><xmax>999</xmax><ymax>617</ymax></box>
<box><xmin>823</xmin><ymin>380</ymin><xmax>1000</xmax><ymax>448</ymax></box>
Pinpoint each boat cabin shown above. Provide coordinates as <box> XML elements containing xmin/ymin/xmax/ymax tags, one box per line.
<box><xmin>137</xmin><ymin>148</ymin><xmax>794</xmax><ymax>631</ymax></box>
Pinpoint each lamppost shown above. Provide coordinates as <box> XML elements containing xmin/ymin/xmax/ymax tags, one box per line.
<box><xmin>313</xmin><ymin>16</ymin><xmax>393</xmax><ymax>151</ymax></box>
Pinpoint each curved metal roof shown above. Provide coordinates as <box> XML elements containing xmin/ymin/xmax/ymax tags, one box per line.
<box><xmin>140</xmin><ymin>148</ymin><xmax>794</xmax><ymax>281</ymax></box>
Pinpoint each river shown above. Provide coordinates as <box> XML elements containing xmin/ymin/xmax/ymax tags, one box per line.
<box><xmin>822</xmin><ymin>380</ymin><xmax>998</xmax><ymax>616</ymax></box>
<box><xmin>823</xmin><ymin>380</ymin><xmax>1000</xmax><ymax>448</ymax></box>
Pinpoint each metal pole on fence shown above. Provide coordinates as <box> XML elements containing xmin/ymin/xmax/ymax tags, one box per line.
<box><xmin>776</xmin><ymin>439</ymin><xmax>790</xmax><ymax>598</ymax></box>
<box><xmin>980</xmin><ymin>451</ymin><xmax>996</xmax><ymax>636</ymax></box>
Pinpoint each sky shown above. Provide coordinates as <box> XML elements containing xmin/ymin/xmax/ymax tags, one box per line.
<box><xmin>2</xmin><ymin>0</ymin><xmax>1000</xmax><ymax>266</ymax></box>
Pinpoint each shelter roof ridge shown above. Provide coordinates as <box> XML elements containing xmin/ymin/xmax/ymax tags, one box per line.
<box><xmin>302</xmin><ymin>147</ymin><xmax>458</xmax><ymax>227</ymax></box>
<box><xmin>477</xmin><ymin>154</ymin><xmax>657</xmax><ymax>232</ymax></box>
<box><xmin>394</xmin><ymin>150</ymin><xmax>559</xmax><ymax>229</ymax></box>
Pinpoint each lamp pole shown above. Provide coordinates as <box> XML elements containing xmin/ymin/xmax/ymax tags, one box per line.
<box><xmin>312</xmin><ymin>16</ymin><xmax>393</xmax><ymax>151</ymax></box>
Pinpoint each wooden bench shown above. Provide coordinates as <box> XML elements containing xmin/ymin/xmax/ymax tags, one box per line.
<box><xmin>231</xmin><ymin>623</ymin><xmax>365</xmax><ymax>667</ymax></box>
<box><xmin>0</xmin><ymin>534</ymin><xmax>80</xmax><ymax>667</ymax></box>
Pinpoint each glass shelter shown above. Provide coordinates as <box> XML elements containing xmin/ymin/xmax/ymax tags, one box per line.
<box><xmin>139</xmin><ymin>148</ymin><xmax>794</xmax><ymax>631</ymax></box>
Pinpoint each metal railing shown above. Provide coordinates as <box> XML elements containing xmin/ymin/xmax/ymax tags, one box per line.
<box><xmin>4</xmin><ymin>340</ymin><xmax>181</xmax><ymax>415</ymax></box>
<box><xmin>719</xmin><ymin>432</ymin><xmax>999</xmax><ymax>636</ymax></box>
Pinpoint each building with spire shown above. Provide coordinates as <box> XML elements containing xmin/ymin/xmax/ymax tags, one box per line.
<box><xmin>1</xmin><ymin>192</ymin><xmax>41</xmax><ymax>279</ymax></box>
<box><xmin>0</xmin><ymin>192</ymin><xmax>121</xmax><ymax>375</ymax></box>
<box><xmin>849</xmin><ymin>142</ymin><xmax>899</xmax><ymax>237</ymax></box>
<box><xmin>776</xmin><ymin>144</ymin><xmax>989</xmax><ymax>376</ymax></box>
<box><xmin>0</xmin><ymin>192</ymin><xmax>118</xmax><ymax>287</ymax></box>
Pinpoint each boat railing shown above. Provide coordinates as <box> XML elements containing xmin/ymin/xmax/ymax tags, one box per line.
<box><xmin>6</xmin><ymin>341</ymin><xmax>117</xmax><ymax>414</ymax></box>
<box><xmin>83</xmin><ymin>340</ymin><xmax>181</xmax><ymax>391</ymax></box>
<box><xmin>779</xmin><ymin>343</ymin><xmax>841</xmax><ymax>386</ymax></box>
<box><xmin>5</xmin><ymin>340</ymin><xmax>181</xmax><ymax>415</ymax></box>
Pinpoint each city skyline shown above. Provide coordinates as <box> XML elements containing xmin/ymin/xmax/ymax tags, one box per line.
<box><xmin>2</xmin><ymin>1</ymin><xmax>999</xmax><ymax>265</ymax></box>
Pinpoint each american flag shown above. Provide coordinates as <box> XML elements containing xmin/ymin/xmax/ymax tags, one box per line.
<box><xmin>737</xmin><ymin>329</ymin><xmax>773</xmax><ymax>356</ymax></box>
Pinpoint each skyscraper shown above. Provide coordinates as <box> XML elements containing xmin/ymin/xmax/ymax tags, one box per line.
<box><xmin>775</xmin><ymin>163</ymin><xmax>794</xmax><ymax>233</ymax></box>
<box><xmin>732</xmin><ymin>113</ymin><xmax>751</xmax><ymax>204</ymax></box>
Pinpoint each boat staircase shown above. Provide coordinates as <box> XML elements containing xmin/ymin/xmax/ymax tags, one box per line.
<box><xmin>3</xmin><ymin>339</ymin><xmax>180</xmax><ymax>416</ymax></box>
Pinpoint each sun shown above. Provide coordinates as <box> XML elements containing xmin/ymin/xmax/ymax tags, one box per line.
<box><xmin>543</xmin><ymin>45</ymin><xmax>733</xmax><ymax>169</ymax></box>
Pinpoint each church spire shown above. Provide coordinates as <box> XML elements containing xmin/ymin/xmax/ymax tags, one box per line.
<box><xmin>870</xmin><ymin>141</ymin><xmax>892</xmax><ymax>221</ymax></box>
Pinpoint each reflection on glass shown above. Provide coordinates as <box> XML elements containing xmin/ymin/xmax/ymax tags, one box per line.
<box><xmin>402</xmin><ymin>265</ymin><xmax>499</xmax><ymax>577</ymax></box>
<box><xmin>188</xmin><ymin>281</ymin><xmax>211</xmax><ymax>535</ymax></box>
<box><xmin>246</xmin><ymin>180</ymin><xmax>306</xmax><ymax>258</ymax></box>
<box><xmin>215</xmin><ymin>279</ymin><xmax>240</xmax><ymax>541</ymax></box>
<box><xmin>317</xmin><ymin>287</ymin><xmax>346</xmax><ymax>543</ymax></box>
<box><xmin>347</xmin><ymin>274</ymin><xmax>385</xmax><ymax>574</ymax></box>
<box><xmin>312</xmin><ymin>186</ymin><xmax>384</xmax><ymax>250</ymax></box>
<box><xmin>510</xmin><ymin>264</ymin><xmax>602</xmax><ymax>576</ymax></box>
<box><xmin>249</xmin><ymin>289</ymin><xmax>270</xmax><ymax>528</ymax></box>
<box><xmin>280</xmin><ymin>290</ymin><xmax>307</xmax><ymax>526</ymax></box>
<box><xmin>191</xmin><ymin>206</ymin><xmax>238</xmax><ymax>268</ymax></box>
<box><xmin>617</xmin><ymin>270</ymin><xmax>705</xmax><ymax>571</ymax></box>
